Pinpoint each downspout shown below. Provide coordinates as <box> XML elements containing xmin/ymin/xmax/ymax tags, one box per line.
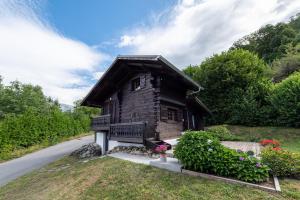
<box><xmin>186</xmin><ymin>110</ymin><xmax>190</xmax><ymax>129</ymax></box>
<box><xmin>187</xmin><ymin>85</ymin><xmax>203</xmax><ymax>97</ymax></box>
<box><xmin>186</xmin><ymin>86</ymin><xmax>202</xmax><ymax>130</ymax></box>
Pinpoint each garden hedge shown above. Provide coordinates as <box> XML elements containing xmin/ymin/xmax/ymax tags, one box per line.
<box><xmin>174</xmin><ymin>131</ymin><xmax>269</xmax><ymax>183</ymax></box>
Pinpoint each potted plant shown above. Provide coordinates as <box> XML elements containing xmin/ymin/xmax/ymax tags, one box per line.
<box><xmin>155</xmin><ymin>145</ymin><xmax>168</xmax><ymax>162</ymax></box>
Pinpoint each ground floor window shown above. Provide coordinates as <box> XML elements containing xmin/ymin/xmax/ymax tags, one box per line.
<box><xmin>167</xmin><ymin>108</ymin><xmax>178</xmax><ymax>121</ymax></box>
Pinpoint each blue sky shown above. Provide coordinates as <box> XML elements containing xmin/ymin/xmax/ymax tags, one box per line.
<box><xmin>45</xmin><ymin>0</ymin><xmax>175</xmax><ymax>46</ymax></box>
<box><xmin>0</xmin><ymin>0</ymin><xmax>300</xmax><ymax>104</ymax></box>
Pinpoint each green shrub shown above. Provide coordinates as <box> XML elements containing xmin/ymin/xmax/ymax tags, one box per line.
<box><xmin>246</xmin><ymin>150</ymin><xmax>255</xmax><ymax>156</ymax></box>
<box><xmin>261</xmin><ymin>147</ymin><xmax>300</xmax><ymax>177</ymax></box>
<box><xmin>174</xmin><ymin>131</ymin><xmax>269</xmax><ymax>183</ymax></box>
<box><xmin>270</xmin><ymin>72</ymin><xmax>300</xmax><ymax>127</ymax></box>
<box><xmin>0</xmin><ymin>108</ymin><xmax>92</xmax><ymax>157</ymax></box>
<box><xmin>206</xmin><ymin>125</ymin><xmax>239</xmax><ymax>141</ymax></box>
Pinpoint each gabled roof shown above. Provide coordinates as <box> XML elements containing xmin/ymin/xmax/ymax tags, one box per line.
<box><xmin>81</xmin><ymin>55</ymin><xmax>201</xmax><ymax>107</ymax></box>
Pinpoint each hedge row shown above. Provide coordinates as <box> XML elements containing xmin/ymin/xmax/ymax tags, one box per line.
<box><xmin>174</xmin><ymin>131</ymin><xmax>269</xmax><ymax>183</ymax></box>
<box><xmin>184</xmin><ymin>50</ymin><xmax>300</xmax><ymax>127</ymax></box>
<box><xmin>0</xmin><ymin>108</ymin><xmax>91</xmax><ymax>158</ymax></box>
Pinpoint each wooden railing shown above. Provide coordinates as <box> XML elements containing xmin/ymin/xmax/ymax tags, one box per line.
<box><xmin>91</xmin><ymin>114</ymin><xmax>111</xmax><ymax>130</ymax></box>
<box><xmin>109</xmin><ymin>122</ymin><xmax>146</xmax><ymax>143</ymax></box>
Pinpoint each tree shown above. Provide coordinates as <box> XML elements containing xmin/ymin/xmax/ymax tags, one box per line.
<box><xmin>271</xmin><ymin>45</ymin><xmax>300</xmax><ymax>82</ymax></box>
<box><xmin>73</xmin><ymin>99</ymin><xmax>100</xmax><ymax>118</ymax></box>
<box><xmin>232</xmin><ymin>13</ymin><xmax>300</xmax><ymax>64</ymax></box>
<box><xmin>0</xmin><ymin>81</ymin><xmax>55</xmax><ymax>118</ymax></box>
<box><xmin>184</xmin><ymin>49</ymin><xmax>270</xmax><ymax>124</ymax></box>
<box><xmin>290</xmin><ymin>13</ymin><xmax>300</xmax><ymax>32</ymax></box>
<box><xmin>232</xmin><ymin>23</ymin><xmax>297</xmax><ymax>63</ymax></box>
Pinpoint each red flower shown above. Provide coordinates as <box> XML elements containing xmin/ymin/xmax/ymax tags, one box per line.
<box><xmin>272</xmin><ymin>147</ymin><xmax>282</xmax><ymax>151</ymax></box>
<box><xmin>260</xmin><ymin>139</ymin><xmax>280</xmax><ymax>147</ymax></box>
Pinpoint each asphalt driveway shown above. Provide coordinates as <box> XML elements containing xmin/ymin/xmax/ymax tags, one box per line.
<box><xmin>0</xmin><ymin>135</ymin><xmax>94</xmax><ymax>186</ymax></box>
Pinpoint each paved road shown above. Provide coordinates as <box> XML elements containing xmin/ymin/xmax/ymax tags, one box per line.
<box><xmin>0</xmin><ymin>135</ymin><xmax>94</xmax><ymax>187</ymax></box>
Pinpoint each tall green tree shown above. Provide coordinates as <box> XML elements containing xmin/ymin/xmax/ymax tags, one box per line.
<box><xmin>232</xmin><ymin>23</ymin><xmax>297</xmax><ymax>63</ymax></box>
<box><xmin>184</xmin><ymin>49</ymin><xmax>270</xmax><ymax>124</ymax></box>
<box><xmin>0</xmin><ymin>81</ymin><xmax>56</xmax><ymax>118</ymax></box>
<box><xmin>232</xmin><ymin>14</ymin><xmax>300</xmax><ymax>63</ymax></box>
<box><xmin>271</xmin><ymin>44</ymin><xmax>300</xmax><ymax>82</ymax></box>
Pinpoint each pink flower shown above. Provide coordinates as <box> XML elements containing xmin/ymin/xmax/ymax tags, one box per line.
<box><xmin>155</xmin><ymin>145</ymin><xmax>168</xmax><ymax>154</ymax></box>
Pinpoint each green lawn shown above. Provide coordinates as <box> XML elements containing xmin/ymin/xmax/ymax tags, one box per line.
<box><xmin>225</xmin><ymin>125</ymin><xmax>300</xmax><ymax>152</ymax></box>
<box><xmin>0</xmin><ymin>156</ymin><xmax>299</xmax><ymax>200</ymax></box>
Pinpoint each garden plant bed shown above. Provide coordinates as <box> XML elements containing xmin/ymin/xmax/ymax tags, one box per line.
<box><xmin>108</xmin><ymin>146</ymin><xmax>159</xmax><ymax>158</ymax></box>
<box><xmin>181</xmin><ymin>168</ymin><xmax>281</xmax><ymax>192</ymax></box>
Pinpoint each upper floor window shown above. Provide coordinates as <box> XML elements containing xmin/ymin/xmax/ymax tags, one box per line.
<box><xmin>131</xmin><ymin>77</ymin><xmax>141</xmax><ymax>91</ymax></box>
<box><xmin>167</xmin><ymin>108</ymin><xmax>178</xmax><ymax>121</ymax></box>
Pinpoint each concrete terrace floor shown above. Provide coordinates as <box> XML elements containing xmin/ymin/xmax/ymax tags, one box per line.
<box><xmin>164</xmin><ymin>138</ymin><xmax>262</xmax><ymax>157</ymax></box>
<box><xmin>221</xmin><ymin>141</ymin><xmax>261</xmax><ymax>156</ymax></box>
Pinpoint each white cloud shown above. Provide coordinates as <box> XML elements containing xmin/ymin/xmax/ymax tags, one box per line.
<box><xmin>93</xmin><ymin>71</ymin><xmax>105</xmax><ymax>80</ymax></box>
<box><xmin>118</xmin><ymin>35</ymin><xmax>135</xmax><ymax>47</ymax></box>
<box><xmin>118</xmin><ymin>0</ymin><xmax>300</xmax><ymax>68</ymax></box>
<box><xmin>0</xmin><ymin>0</ymin><xmax>107</xmax><ymax>105</ymax></box>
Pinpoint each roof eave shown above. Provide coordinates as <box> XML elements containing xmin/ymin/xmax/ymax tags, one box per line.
<box><xmin>157</xmin><ymin>56</ymin><xmax>200</xmax><ymax>91</ymax></box>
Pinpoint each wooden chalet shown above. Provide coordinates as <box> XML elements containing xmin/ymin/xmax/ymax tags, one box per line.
<box><xmin>81</xmin><ymin>55</ymin><xmax>211</xmax><ymax>152</ymax></box>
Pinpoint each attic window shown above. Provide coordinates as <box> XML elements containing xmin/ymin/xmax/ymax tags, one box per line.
<box><xmin>131</xmin><ymin>77</ymin><xmax>141</xmax><ymax>91</ymax></box>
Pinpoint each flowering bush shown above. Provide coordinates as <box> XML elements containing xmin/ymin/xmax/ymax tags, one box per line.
<box><xmin>261</xmin><ymin>147</ymin><xmax>300</xmax><ymax>177</ymax></box>
<box><xmin>272</xmin><ymin>147</ymin><xmax>282</xmax><ymax>151</ymax></box>
<box><xmin>174</xmin><ymin>131</ymin><xmax>269</xmax><ymax>183</ymax></box>
<box><xmin>155</xmin><ymin>145</ymin><xmax>168</xmax><ymax>154</ymax></box>
<box><xmin>260</xmin><ymin>139</ymin><xmax>280</xmax><ymax>147</ymax></box>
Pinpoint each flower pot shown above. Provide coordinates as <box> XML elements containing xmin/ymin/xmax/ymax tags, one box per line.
<box><xmin>160</xmin><ymin>154</ymin><xmax>167</xmax><ymax>162</ymax></box>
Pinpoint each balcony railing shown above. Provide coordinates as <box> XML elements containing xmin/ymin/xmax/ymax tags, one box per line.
<box><xmin>109</xmin><ymin>122</ymin><xmax>146</xmax><ymax>143</ymax></box>
<box><xmin>92</xmin><ymin>114</ymin><xmax>111</xmax><ymax>130</ymax></box>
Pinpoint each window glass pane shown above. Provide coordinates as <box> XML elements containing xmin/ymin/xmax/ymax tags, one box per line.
<box><xmin>167</xmin><ymin>108</ymin><xmax>177</xmax><ymax>121</ymax></box>
<box><xmin>131</xmin><ymin>77</ymin><xmax>140</xmax><ymax>91</ymax></box>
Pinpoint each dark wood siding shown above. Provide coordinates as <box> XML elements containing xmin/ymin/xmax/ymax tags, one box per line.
<box><xmin>102</xmin><ymin>72</ymin><xmax>159</xmax><ymax>139</ymax></box>
<box><xmin>158</xmin><ymin>76</ymin><xmax>187</xmax><ymax>138</ymax></box>
<box><xmin>98</xmin><ymin>72</ymin><xmax>206</xmax><ymax>141</ymax></box>
<box><xmin>158</xmin><ymin>102</ymin><xmax>184</xmax><ymax>139</ymax></box>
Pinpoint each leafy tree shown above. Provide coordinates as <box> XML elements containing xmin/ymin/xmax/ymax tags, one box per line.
<box><xmin>184</xmin><ymin>49</ymin><xmax>270</xmax><ymax>124</ymax></box>
<box><xmin>73</xmin><ymin>99</ymin><xmax>100</xmax><ymax>118</ymax></box>
<box><xmin>290</xmin><ymin>13</ymin><xmax>300</xmax><ymax>32</ymax></box>
<box><xmin>232</xmin><ymin>13</ymin><xmax>300</xmax><ymax>63</ymax></box>
<box><xmin>271</xmin><ymin>46</ymin><xmax>300</xmax><ymax>82</ymax></box>
<box><xmin>232</xmin><ymin>23</ymin><xmax>297</xmax><ymax>63</ymax></box>
<box><xmin>0</xmin><ymin>81</ymin><xmax>56</xmax><ymax>118</ymax></box>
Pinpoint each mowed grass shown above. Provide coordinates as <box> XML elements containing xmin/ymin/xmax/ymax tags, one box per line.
<box><xmin>226</xmin><ymin>125</ymin><xmax>300</xmax><ymax>152</ymax></box>
<box><xmin>0</xmin><ymin>156</ymin><xmax>299</xmax><ymax>200</ymax></box>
